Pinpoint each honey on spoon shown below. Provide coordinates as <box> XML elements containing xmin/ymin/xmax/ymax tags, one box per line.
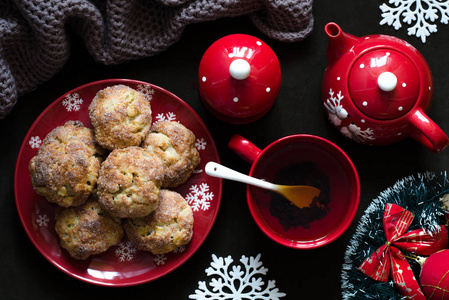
<box><xmin>205</xmin><ymin>162</ymin><xmax>321</xmax><ymax>209</ymax></box>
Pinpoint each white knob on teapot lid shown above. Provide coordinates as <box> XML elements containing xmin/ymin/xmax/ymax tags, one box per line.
<box><xmin>377</xmin><ymin>71</ymin><xmax>397</xmax><ymax>92</ymax></box>
<box><xmin>229</xmin><ymin>59</ymin><xmax>251</xmax><ymax>80</ymax></box>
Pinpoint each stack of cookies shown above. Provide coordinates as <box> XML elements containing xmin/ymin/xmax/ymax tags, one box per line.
<box><xmin>29</xmin><ymin>85</ymin><xmax>200</xmax><ymax>260</ymax></box>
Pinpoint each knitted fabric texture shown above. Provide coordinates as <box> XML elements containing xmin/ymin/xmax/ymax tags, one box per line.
<box><xmin>0</xmin><ymin>0</ymin><xmax>313</xmax><ymax>119</ymax></box>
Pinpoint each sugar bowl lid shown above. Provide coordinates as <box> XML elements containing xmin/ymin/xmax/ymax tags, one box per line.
<box><xmin>198</xmin><ymin>34</ymin><xmax>281</xmax><ymax>124</ymax></box>
<box><xmin>348</xmin><ymin>49</ymin><xmax>424</xmax><ymax>120</ymax></box>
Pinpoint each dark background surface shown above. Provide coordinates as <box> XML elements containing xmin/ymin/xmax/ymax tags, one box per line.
<box><xmin>2</xmin><ymin>1</ymin><xmax>449</xmax><ymax>299</ymax></box>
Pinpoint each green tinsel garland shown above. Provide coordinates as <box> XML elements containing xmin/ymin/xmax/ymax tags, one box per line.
<box><xmin>341</xmin><ymin>172</ymin><xmax>449</xmax><ymax>300</ymax></box>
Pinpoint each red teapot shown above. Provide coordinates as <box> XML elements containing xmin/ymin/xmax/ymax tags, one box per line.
<box><xmin>322</xmin><ymin>22</ymin><xmax>449</xmax><ymax>152</ymax></box>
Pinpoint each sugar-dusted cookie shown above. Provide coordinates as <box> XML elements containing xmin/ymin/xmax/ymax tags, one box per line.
<box><xmin>89</xmin><ymin>84</ymin><xmax>152</xmax><ymax>150</ymax></box>
<box><xmin>142</xmin><ymin>121</ymin><xmax>200</xmax><ymax>188</ymax></box>
<box><xmin>97</xmin><ymin>146</ymin><xmax>164</xmax><ymax>218</ymax></box>
<box><xmin>124</xmin><ymin>189</ymin><xmax>194</xmax><ymax>254</ymax></box>
<box><xmin>29</xmin><ymin>120</ymin><xmax>105</xmax><ymax>207</ymax></box>
<box><xmin>55</xmin><ymin>198</ymin><xmax>123</xmax><ymax>260</ymax></box>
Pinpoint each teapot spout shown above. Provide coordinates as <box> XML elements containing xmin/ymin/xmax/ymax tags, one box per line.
<box><xmin>325</xmin><ymin>22</ymin><xmax>359</xmax><ymax>65</ymax></box>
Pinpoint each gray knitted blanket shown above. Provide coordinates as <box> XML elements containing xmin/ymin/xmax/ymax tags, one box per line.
<box><xmin>0</xmin><ymin>0</ymin><xmax>314</xmax><ymax>119</ymax></box>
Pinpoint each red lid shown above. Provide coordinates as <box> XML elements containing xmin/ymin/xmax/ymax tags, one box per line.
<box><xmin>348</xmin><ymin>49</ymin><xmax>421</xmax><ymax>119</ymax></box>
<box><xmin>198</xmin><ymin>34</ymin><xmax>281</xmax><ymax>124</ymax></box>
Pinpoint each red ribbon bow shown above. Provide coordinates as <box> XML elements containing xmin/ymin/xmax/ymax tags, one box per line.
<box><xmin>359</xmin><ymin>203</ymin><xmax>448</xmax><ymax>299</ymax></box>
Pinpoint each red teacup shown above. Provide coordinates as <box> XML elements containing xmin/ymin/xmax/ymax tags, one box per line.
<box><xmin>228</xmin><ymin>134</ymin><xmax>360</xmax><ymax>249</ymax></box>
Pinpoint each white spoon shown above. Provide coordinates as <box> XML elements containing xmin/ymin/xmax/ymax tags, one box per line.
<box><xmin>205</xmin><ymin>161</ymin><xmax>321</xmax><ymax>209</ymax></box>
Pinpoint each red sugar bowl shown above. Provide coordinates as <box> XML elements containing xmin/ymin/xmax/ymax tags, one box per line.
<box><xmin>199</xmin><ymin>34</ymin><xmax>281</xmax><ymax>124</ymax></box>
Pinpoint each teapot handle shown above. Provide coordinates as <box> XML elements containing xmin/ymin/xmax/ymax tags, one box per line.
<box><xmin>409</xmin><ymin>109</ymin><xmax>449</xmax><ymax>153</ymax></box>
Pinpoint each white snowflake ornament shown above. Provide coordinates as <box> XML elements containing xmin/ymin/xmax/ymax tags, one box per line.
<box><xmin>379</xmin><ymin>0</ymin><xmax>449</xmax><ymax>43</ymax></box>
<box><xmin>189</xmin><ymin>254</ymin><xmax>286</xmax><ymax>299</ymax></box>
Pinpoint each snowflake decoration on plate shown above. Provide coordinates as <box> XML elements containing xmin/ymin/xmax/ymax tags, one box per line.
<box><xmin>136</xmin><ymin>84</ymin><xmax>155</xmax><ymax>101</ymax></box>
<box><xmin>29</xmin><ymin>136</ymin><xmax>42</xmax><ymax>149</ymax></box>
<box><xmin>189</xmin><ymin>254</ymin><xmax>286</xmax><ymax>300</ymax></box>
<box><xmin>154</xmin><ymin>254</ymin><xmax>167</xmax><ymax>265</ymax></box>
<box><xmin>379</xmin><ymin>0</ymin><xmax>449</xmax><ymax>43</ymax></box>
<box><xmin>155</xmin><ymin>112</ymin><xmax>177</xmax><ymax>122</ymax></box>
<box><xmin>185</xmin><ymin>183</ymin><xmax>214</xmax><ymax>212</ymax></box>
<box><xmin>115</xmin><ymin>241</ymin><xmax>137</xmax><ymax>262</ymax></box>
<box><xmin>195</xmin><ymin>138</ymin><xmax>207</xmax><ymax>151</ymax></box>
<box><xmin>173</xmin><ymin>245</ymin><xmax>187</xmax><ymax>253</ymax></box>
<box><xmin>62</xmin><ymin>92</ymin><xmax>83</xmax><ymax>112</ymax></box>
<box><xmin>35</xmin><ymin>214</ymin><xmax>49</xmax><ymax>227</ymax></box>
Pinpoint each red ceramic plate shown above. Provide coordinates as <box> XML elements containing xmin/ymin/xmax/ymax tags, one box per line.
<box><xmin>14</xmin><ymin>79</ymin><xmax>222</xmax><ymax>286</ymax></box>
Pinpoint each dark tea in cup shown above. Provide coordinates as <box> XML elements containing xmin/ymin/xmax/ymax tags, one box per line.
<box><xmin>229</xmin><ymin>134</ymin><xmax>360</xmax><ymax>249</ymax></box>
